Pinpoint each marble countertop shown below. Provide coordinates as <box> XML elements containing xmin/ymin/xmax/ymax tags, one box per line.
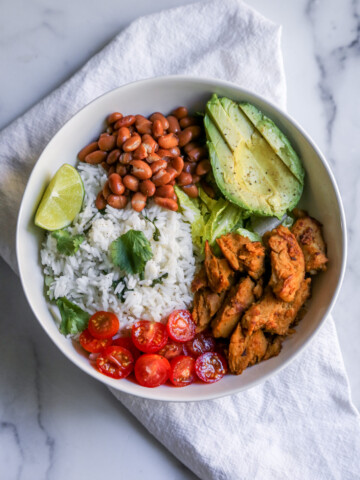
<box><xmin>1</xmin><ymin>0</ymin><xmax>359</xmax><ymax>478</ymax></box>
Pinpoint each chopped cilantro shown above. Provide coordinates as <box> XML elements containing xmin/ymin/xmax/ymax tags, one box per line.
<box><xmin>110</xmin><ymin>230</ymin><xmax>153</xmax><ymax>275</ymax></box>
<box><xmin>56</xmin><ymin>297</ymin><xmax>89</xmax><ymax>336</ymax></box>
<box><xmin>142</xmin><ymin>215</ymin><xmax>160</xmax><ymax>241</ymax></box>
<box><xmin>51</xmin><ymin>230</ymin><xmax>84</xmax><ymax>256</ymax></box>
<box><xmin>151</xmin><ymin>273</ymin><xmax>169</xmax><ymax>287</ymax></box>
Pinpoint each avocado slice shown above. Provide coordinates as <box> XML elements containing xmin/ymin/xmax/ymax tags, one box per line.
<box><xmin>204</xmin><ymin>94</ymin><xmax>304</xmax><ymax>218</ymax></box>
<box><xmin>239</xmin><ymin>102</ymin><xmax>304</xmax><ymax>184</ymax></box>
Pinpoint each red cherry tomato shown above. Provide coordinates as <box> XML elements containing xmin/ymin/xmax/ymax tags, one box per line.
<box><xmin>112</xmin><ymin>336</ymin><xmax>142</xmax><ymax>361</ymax></box>
<box><xmin>134</xmin><ymin>354</ymin><xmax>171</xmax><ymax>388</ymax></box>
<box><xmin>96</xmin><ymin>346</ymin><xmax>134</xmax><ymax>379</ymax></box>
<box><xmin>183</xmin><ymin>331</ymin><xmax>216</xmax><ymax>358</ymax></box>
<box><xmin>166</xmin><ymin>310</ymin><xmax>196</xmax><ymax>343</ymax></box>
<box><xmin>169</xmin><ymin>355</ymin><xmax>196</xmax><ymax>387</ymax></box>
<box><xmin>195</xmin><ymin>352</ymin><xmax>228</xmax><ymax>384</ymax></box>
<box><xmin>79</xmin><ymin>329</ymin><xmax>112</xmax><ymax>353</ymax></box>
<box><xmin>131</xmin><ymin>320</ymin><xmax>168</xmax><ymax>353</ymax></box>
<box><xmin>158</xmin><ymin>340</ymin><xmax>184</xmax><ymax>360</ymax></box>
<box><xmin>88</xmin><ymin>311</ymin><xmax>119</xmax><ymax>339</ymax></box>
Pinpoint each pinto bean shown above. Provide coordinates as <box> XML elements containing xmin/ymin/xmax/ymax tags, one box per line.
<box><xmin>116</xmin><ymin>127</ymin><xmax>131</xmax><ymax>148</ymax></box>
<box><xmin>182</xmin><ymin>184</ymin><xmax>198</xmax><ymax>198</ymax></box>
<box><xmin>178</xmin><ymin>129</ymin><xmax>193</xmax><ymax>147</ymax></box>
<box><xmin>108</xmin><ymin>173</ymin><xmax>125</xmax><ymax>195</ymax></box>
<box><xmin>183</xmin><ymin>161</ymin><xmax>196</xmax><ymax>174</ymax></box>
<box><xmin>183</xmin><ymin>141</ymin><xmax>202</xmax><ymax>154</ymax></box>
<box><xmin>78</xmin><ymin>141</ymin><xmax>98</xmax><ymax>162</ymax></box>
<box><xmin>116</xmin><ymin>163</ymin><xmax>128</xmax><ymax>176</ymax></box>
<box><xmin>130</xmin><ymin>160</ymin><xmax>152</xmax><ymax>180</ymax></box>
<box><xmin>135</xmin><ymin>115</ymin><xmax>153</xmax><ymax>135</ymax></box>
<box><xmin>107</xmin><ymin>149</ymin><xmax>121</xmax><ymax>165</ymax></box>
<box><xmin>168</xmin><ymin>146</ymin><xmax>180</xmax><ymax>157</ymax></box>
<box><xmin>179</xmin><ymin>116</ymin><xmax>200</xmax><ymax>128</ymax></box>
<box><xmin>200</xmin><ymin>181</ymin><xmax>216</xmax><ymax>198</ymax></box>
<box><xmin>142</xmin><ymin>134</ymin><xmax>157</xmax><ymax>154</ymax></box>
<box><xmin>119</xmin><ymin>152</ymin><xmax>133</xmax><ymax>165</ymax></box>
<box><xmin>167</xmin><ymin>115</ymin><xmax>181</xmax><ymax>134</ymax></box>
<box><xmin>180</xmin><ymin>126</ymin><xmax>202</xmax><ymax>146</ymax></box>
<box><xmin>177</xmin><ymin>171</ymin><xmax>193</xmax><ymax>186</ymax></box>
<box><xmin>196</xmin><ymin>159</ymin><xmax>211</xmax><ymax>176</ymax></box>
<box><xmin>101</xmin><ymin>161</ymin><xmax>110</xmax><ymax>172</ymax></box>
<box><xmin>152</xmin><ymin>169</ymin><xmax>171</xmax><ymax>186</ymax></box>
<box><xmin>108</xmin><ymin>165</ymin><xmax>115</xmax><ymax>175</ymax></box>
<box><xmin>131</xmin><ymin>192</ymin><xmax>147</xmax><ymax>212</ymax></box>
<box><xmin>157</xmin><ymin>148</ymin><xmax>172</xmax><ymax>158</ymax></box>
<box><xmin>187</xmin><ymin>146</ymin><xmax>208</xmax><ymax>162</ymax></box>
<box><xmin>102</xmin><ymin>181</ymin><xmax>111</xmax><ymax>200</ymax></box>
<box><xmin>170</xmin><ymin>156</ymin><xmax>184</xmax><ymax>175</ymax></box>
<box><xmin>95</xmin><ymin>191</ymin><xmax>107</xmax><ymax>210</ymax></box>
<box><xmin>98</xmin><ymin>133</ymin><xmax>116</xmax><ymax>151</ymax></box>
<box><xmin>154</xmin><ymin>185</ymin><xmax>175</xmax><ymax>198</ymax></box>
<box><xmin>171</xmin><ymin>106</ymin><xmax>188</xmax><ymax>119</ymax></box>
<box><xmin>107</xmin><ymin>112</ymin><xmax>123</xmax><ymax>125</ymax></box>
<box><xmin>154</xmin><ymin>196</ymin><xmax>178</xmax><ymax>211</ymax></box>
<box><xmin>123</xmin><ymin>174</ymin><xmax>139</xmax><ymax>192</ymax></box>
<box><xmin>147</xmin><ymin>152</ymin><xmax>162</xmax><ymax>163</ymax></box>
<box><xmin>140</xmin><ymin>179</ymin><xmax>156</xmax><ymax>197</ymax></box>
<box><xmin>152</xmin><ymin>119</ymin><xmax>164</xmax><ymax>138</ymax></box>
<box><xmin>85</xmin><ymin>150</ymin><xmax>107</xmax><ymax>164</ymax></box>
<box><xmin>107</xmin><ymin>194</ymin><xmax>128</xmax><ymax>209</ymax></box>
<box><xmin>107</xmin><ymin>126</ymin><xmax>114</xmax><ymax>134</ymax></box>
<box><xmin>191</xmin><ymin>174</ymin><xmax>201</xmax><ymax>184</ymax></box>
<box><xmin>133</xmin><ymin>144</ymin><xmax>148</xmax><ymax>160</ymax></box>
<box><xmin>150</xmin><ymin>112</ymin><xmax>169</xmax><ymax>130</ymax></box>
<box><xmin>114</xmin><ymin>115</ymin><xmax>136</xmax><ymax>129</ymax></box>
<box><xmin>158</xmin><ymin>133</ymin><xmax>179</xmax><ymax>149</ymax></box>
<box><xmin>150</xmin><ymin>159</ymin><xmax>168</xmax><ymax>174</ymax></box>
<box><xmin>123</xmin><ymin>134</ymin><xmax>141</xmax><ymax>152</ymax></box>
<box><xmin>166</xmin><ymin>167</ymin><xmax>178</xmax><ymax>182</ymax></box>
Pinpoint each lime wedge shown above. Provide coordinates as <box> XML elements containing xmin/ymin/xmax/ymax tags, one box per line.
<box><xmin>35</xmin><ymin>164</ymin><xmax>84</xmax><ymax>230</ymax></box>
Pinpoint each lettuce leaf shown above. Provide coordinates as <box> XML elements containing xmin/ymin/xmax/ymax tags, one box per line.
<box><xmin>233</xmin><ymin>227</ymin><xmax>261</xmax><ymax>242</ymax></box>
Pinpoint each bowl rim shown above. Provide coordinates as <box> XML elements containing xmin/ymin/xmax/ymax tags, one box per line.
<box><xmin>16</xmin><ymin>74</ymin><xmax>347</xmax><ymax>402</ymax></box>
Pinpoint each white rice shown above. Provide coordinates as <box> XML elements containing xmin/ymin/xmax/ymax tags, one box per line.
<box><xmin>41</xmin><ymin>163</ymin><xmax>198</xmax><ymax>332</ymax></box>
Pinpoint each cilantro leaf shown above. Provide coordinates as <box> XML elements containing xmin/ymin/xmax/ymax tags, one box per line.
<box><xmin>142</xmin><ymin>215</ymin><xmax>160</xmax><ymax>241</ymax></box>
<box><xmin>52</xmin><ymin>230</ymin><xmax>84</xmax><ymax>256</ymax></box>
<box><xmin>112</xmin><ymin>279</ymin><xmax>133</xmax><ymax>303</ymax></box>
<box><xmin>110</xmin><ymin>230</ymin><xmax>153</xmax><ymax>275</ymax></box>
<box><xmin>151</xmin><ymin>273</ymin><xmax>168</xmax><ymax>287</ymax></box>
<box><xmin>56</xmin><ymin>297</ymin><xmax>90</xmax><ymax>336</ymax></box>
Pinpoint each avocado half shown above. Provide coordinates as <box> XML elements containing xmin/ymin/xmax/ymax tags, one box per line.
<box><xmin>204</xmin><ymin>94</ymin><xmax>304</xmax><ymax>218</ymax></box>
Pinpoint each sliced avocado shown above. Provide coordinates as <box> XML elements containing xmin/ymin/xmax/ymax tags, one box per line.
<box><xmin>205</xmin><ymin>94</ymin><xmax>303</xmax><ymax>218</ymax></box>
<box><xmin>239</xmin><ymin>102</ymin><xmax>304</xmax><ymax>183</ymax></box>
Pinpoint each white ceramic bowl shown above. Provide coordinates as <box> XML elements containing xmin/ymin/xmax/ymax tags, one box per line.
<box><xmin>16</xmin><ymin>76</ymin><xmax>346</xmax><ymax>402</ymax></box>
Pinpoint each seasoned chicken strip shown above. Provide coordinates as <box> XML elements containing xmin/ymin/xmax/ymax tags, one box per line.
<box><xmin>267</xmin><ymin>225</ymin><xmax>305</xmax><ymax>302</ymax></box>
<box><xmin>263</xmin><ymin>335</ymin><xmax>283</xmax><ymax>361</ymax></box>
<box><xmin>216</xmin><ymin>233</ymin><xmax>265</xmax><ymax>280</ymax></box>
<box><xmin>242</xmin><ymin>278</ymin><xmax>311</xmax><ymax>336</ymax></box>
<box><xmin>228</xmin><ymin>326</ymin><xmax>268</xmax><ymax>375</ymax></box>
<box><xmin>291</xmin><ymin>210</ymin><xmax>328</xmax><ymax>274</ymax></box>
<box><xmin>212</xmin><ymin>277</ymin><xmax>255</xmax><ymax>338</ymax></box>
<box><xmin>191</xmin><ymin>265</ymin><xmax>208</xmax><ymax>293</ymax></box>
<box><xmin>204</xmin><ymin>241</ymin><xmax>234</xmax><ymax>293</ymax></box>
<box><xmin>192</xmin><ymin>288</ymin><xmax>225</xmax><ymax>333</ymax></box>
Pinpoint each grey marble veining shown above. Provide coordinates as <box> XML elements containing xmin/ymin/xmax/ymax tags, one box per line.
<box><xmin>1</xmin><ymin>0</ymin><xmax>359</xmax><ymax>478</ymax></box>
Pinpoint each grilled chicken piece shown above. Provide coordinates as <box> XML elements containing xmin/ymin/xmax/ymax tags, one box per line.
<box><xmin>263</xmin><ymin>335</ymin><xmax>283</xmax><ymax>361</ymax></box>
<box><xmin>228</xmin><ymin>326</ymin><xmax>268</xmax><ymax>375</ymax></box>
<box><xmin>267</xmin><ymin>225</ymin><xmax>305</xmax><ymax>302</ymax></box>
<box><xmin>191</xmin><ymin>265</ymin><xmax>208</xmax><ymax>293</ymax></box>
<box><xmin>242</xmin><ymin>278</ymin><xmax>311</xmax><ymax>336</ymax></box>
<box><xmin>216</xmin><ymin>233</ymin><xmax>265</xmax><ymax>280</ymax></box>
<box><xmin>291</xmin><ymin>210</ymin><xmax>328</xmax><ymax>274</ymax></box>
<box><xmin>204</xmin><ymin>241</ymin><xmax>234</xmax><ymax>293</ymax></box>
<box><xmin>212</xmin><ymin>277</ymin><xmax>255</xmax><ymax>338</ymax></box>
<box><xmin>192</xmin><ymin>288</ymin><xmax>225</xmax><ymax>333</ymax></box>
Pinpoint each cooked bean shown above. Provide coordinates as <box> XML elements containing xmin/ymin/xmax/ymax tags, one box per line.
<box><xmin>167</xmin><ymin>115</ymin><xmax>181</xmax><ymax>134</ymax></box>
<box><xmin>154</xmin><ymin>196</ymin><xmax>178</xmax><ymax>211</ymax></box>
<box><xmin>101</xmin><ymin>161</ymin><xmax>110</xmax><ymax>172</ymax></box>
<box><xmin>142</xmin><ymin>134</ymin><xmax>157</xmax><ymax>154</ymax></box>
<box><xmin>128</xmin><ymin>125</ymin><xmax>135</xmax><ymax>134</ymax></box>
<box><xmin>135</xmin><ymin>115</ymin><xmax>153</xmax><ymax>135</ymax></box>
<box><xmin>158</xmin><ymin>133</ymin><xmax>179</xmax><ymax>149</ymax></box>
<box><xmin>155</xmin><ymin>185</ymin><xmax>175</xmax><ymax>198</ymax></box>
<box><xmin>119</xmin><ymin>152</ymin><xmax>133</xmax><ymax>164</ymax></box>
<box><xmin>178</xmin><ymin>129</ymin><xmax>193</xmax><ymax>147</ymax></box>
<box><xmin>168</xmin><ymin>146</ymin><xmax>180</xmax><ymax>157</ymax></box>
<box><xmin>78</xmin><ymin>141</ymin><xmax>98</xmax><ymax>162</ymax></box>
<box><xmin>108</xmin><ymin>173</ymin><xmax>125</xmax><ymax>195</ymax></box>
<box><xmin>95</xmin><ymin>191</ymin><xmax>107</xmax><ymax>210</ymax></box>
<box><xmin>140</xmin><ymin>179</ymin><xmax>156</xmax><ymax>197</ymax></box>
<box><xmin>171</xmin><ymin>156</ymin><xmax>184</xmax><ymax>175</ymax></box>
<box><xmin>107</xmin><ymin>194</ymin><xmax>128</xmax><ymax>209</ymax></box>
<box><xmin>157</xmin><ymin>148</ymin><xmax>172</xmax><ymax>158</ymax></box>
<box><xmin>180</xmin><ymin>126</ymin><xmax>202</xmax><ymax>146</ymax></box>
<box><xmin>124</xmin><ymin>188</ymin><xmax>131</xmax><ymax>196</ymax></box>
<box><xmin>133</xmin><ymin>144</ymin><xmax>148</xmax><ymax>160</ymax></box>
<box><xmin>116</xmin><ymin>163</ymin><xmax>128</xmax><ymax>176</ymax></box>
<box><xmin>196</xmin><ymin>159</ymin><xmax>211</xmax><ymax>176</ymax></box>
<box><xmin>107</xmin><ymin>112</ymin><xmax>123</xmax><ymax>125</ymax></box>
<box><xmin>150</xmin><ymin>159</ymin><xmax>167</xmax><ymax>174</ymax></box>
<box><xmin>171</xmin><ymin>106</ymin><xmax>188</xmax><ymax>119</ymax></box>
<box><xmin>114</xmin><ymin>115</ymin><xmax>136</xmax><ymax>129</ymax></box>
<box><xmin>106</xmin><ymin>126</ymin><xmax>114</xmax><ymax>134</ymax></box>
<box><xmin>183</xmin><ymin>141</ymin><xmax>201</xmax><ymax>154</ymax></box>
<box><xmin>152</xmin><ymin>169</ymin><xmax>171</xmax><ymax>186</ymax></box>
<box><xmin>123</xmin><ymin>174</ymin><xmax>139</xmax><ymax>191</ymax></box>
<box><xmin>179</xmin><ymin>116</ymin><xmax>199</xmax><ymax>128</ymax></box>
<box><xmin>98</xmin><ymin>133</ymin><xmax>116</xmax><ymax>151</ymax></box>
<box><xmin>108</xmin><ymin>165</ymin><xmax>115</xmax><ymax>175</ymax></box>
<box><xmin>183</xmin><ymin>161</ymin><xmax>196</xmax><ymax>174</ymax></box>
<box><xmin>168</xmin><ymin>179</ymin><xmax>176</xmax><ymax>186</ymax></box>
<box><xmin>150</xmin><ymin>112</ymin><xmax>169</xmax><ymax>130</ymax></box>
<box><xmin>177</xmin><ymin>171</ymin><xmax>193</xmax><ymax>186</ymax></box>
<box><xmin>85</xmin><ymin>150</ymin><xmax>107</xmax><ymax>164</ymax></box>
<box><xmin>107</xmin><ymin>149</ymin><xmax>121</xmax><ymax>165</ymax></box>
<box><xmin>166</xmin><ymin>167</ymin><xmax>178</xmax><ymax>182</ymax></box>
<box><xmin>152</xmin><ymin>119</ymin><xmax>164</xmax><ymax>138</ymax></box>
<box><xmin>130</xmin><ymin>160</ymin><xmax>152</xmax><ymax>180</ymax></box>
<box><xmin>117</xmin><ymin>127</ymin><xmax>131</xmax><ymax>148</ymax></box>
<box><xmin>188</xmin><ymin>146</ymin><xmax>208</xmax><ymax>162</ymax></box>
<box><xmin>192</xmin><ymin>174</ymin><xmax>201</xmax><ymax>184</ymax></box>
<box><xmin>123</xmin><ymin>134</ymin><xmax>141</xmax><ymax>152</ymax></box>
<box><xmin>200</xmin><ymin>181</ymin><xmax>216</xmax><ymax>198</ymax></box>
<box><xmin>131</xmin><ymin>192</ymin><xmax>147</xmax><ymax>212</ymax></box>
<box><xmin>182</xmin><ymin>184</ymin><xmax>199</xmax><ymax>198</ymax></box>
<box><xmin>103</xmin><ymin>181</ymin><xmax>112</xmax><ymax>200</ymax></box>
<box><xmin>147</xmin><ymin>152</ymin><xmax>162</xmax><ymax>163</ymax></box>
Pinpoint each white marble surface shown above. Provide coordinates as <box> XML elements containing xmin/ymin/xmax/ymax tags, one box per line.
<box><xmin>0</xmin><ymin>0</ymin><xmax>359</xmax><ymax>478</ymax></box>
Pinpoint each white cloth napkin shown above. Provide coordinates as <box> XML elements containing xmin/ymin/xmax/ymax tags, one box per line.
<box><xmin>0</xmin><ymin>1</ymin><xmax>359</xmax><ymax>478</ymax></box>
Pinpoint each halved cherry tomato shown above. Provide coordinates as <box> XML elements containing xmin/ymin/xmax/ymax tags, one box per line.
<box><xmin>112</xmin><ymin>336</ymin><xmax>141</xmax><ymax>361</ymax></box>
<box><xmin>166</xmin><ymin>310</ymin><xmax>196</xmax><ymax>343</ymax></box>
<box><xmin>96</xmin><ymin>346</ymin><xmax>134</xmax><ymax>379</ymax></box>
<box><xmin>195</xmin><ymin>352</ymin><xmax>227</xmax><ymax>384</ymax></box>
<box><xmin>131</xmin><ymin>320</ymin><xmax>168</xmax><ymax>353</ymax></box>
<box><xmin>169</xmin><ymin>355</ymin><xmax>196</xmax><ymax>387</ymax></box>
<box><xmin>183</xmin><ymin>331</ymin><xmax>216</xmax><ymax>358</ymax></box>
<box><xmin>88</xmin><ymin>311</ymin><xmax>119</xmax><ymax>339</ymax></box>
<box><xmin>134</xmin><ymin>354</ymin><xmax>171</xmax><ymax>387</ymax></box>
<box><xmin>79</xmin><ymin>328</ymin><xmax>112</xmax><ymax>353</ymax></box>
<box><xmin>158</xmin><ymin>340</ymin><xmax>184</xmax><ymax>360</ymax></box>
